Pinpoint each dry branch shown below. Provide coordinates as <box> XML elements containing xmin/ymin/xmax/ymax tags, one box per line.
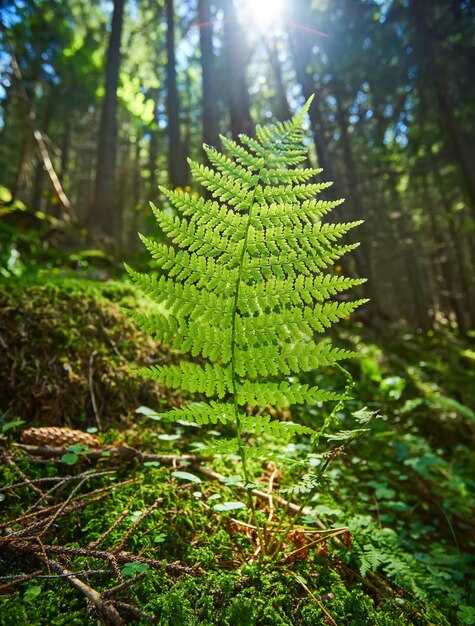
<box><xmin>3</xmin><ymin>538</ymin><xmax>201</xmax><ymax>576</ymax></box>
<box><xmin>44</xmin><ymin>558</ymin><xmax>125</xmax><ymax>626</ymax></box>
<box><xmin>15</xmin><ymin>442</ymin><xmax>209</xmax><ymax>464</ymax></box>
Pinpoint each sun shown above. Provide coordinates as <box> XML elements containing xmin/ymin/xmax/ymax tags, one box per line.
<box><xmin>237</xmin><ymin>0</ymin><xmax>285</xmax><ymax>34</ymax></box>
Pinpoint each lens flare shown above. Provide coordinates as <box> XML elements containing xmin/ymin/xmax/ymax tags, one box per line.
<box><xmin>238</xmin><ymin>0</ymin><xmax>284</xmax><ymax>33</ymax></box>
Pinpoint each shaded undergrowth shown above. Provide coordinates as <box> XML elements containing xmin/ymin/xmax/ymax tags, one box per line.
<box><xmin>0</xmin><ymin>277</ymin><xmax>473</xmax><ymax>625</ymax></box>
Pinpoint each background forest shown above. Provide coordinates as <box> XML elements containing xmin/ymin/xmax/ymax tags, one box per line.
<box><xmin>0</xmin><ymin>1</ymin><xmax>474</xmax><ymax>625</ymax></box>
<box><xmin>1</xmin><ymin>0</ymin><xmax>474</xmax><ymax>331</ymax></box>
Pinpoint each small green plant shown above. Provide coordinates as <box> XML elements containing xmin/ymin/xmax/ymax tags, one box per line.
<box><xmin>121</xmin><ymin>562</ymin><xmax>150</xmax><ymax>577</ymax></box>
<box><xmin>127</xmin><ymin>96</ymin><xmax>367</xmax><ymax>555</ymax></box>
<box><xmin>0</xmin><ymin>415</ymin><xmax>25</xmax><ymax>439</ymax></box>
<box><xmin>60</xmin><ymin>443</ymin><xmax>90</xmax><ymax>465</ymax></box>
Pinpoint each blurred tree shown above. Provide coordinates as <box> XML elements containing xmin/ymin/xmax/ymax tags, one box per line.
<box><xmin>0</xmin><ymin>0</ymin><xmax>473</xmax><ymax>330</ymax></box>
<box><xmin>89</xmin><ymin>0</ymin><xmax>125</xmax><ymax>240</ymax></box>
<box><xmin>198</xmin><ymin>0</ymin><xmax>219</xmax><ymax>152</ymax></box>
<box><xmin>166</xmin><ymin>0</ymin><xmax>188</xmax><ymax>187</ymax></box>
<box><xmin>222</xmin><ymin>0</ymin><xmax>253</xmax><ymax>139</ymax></box>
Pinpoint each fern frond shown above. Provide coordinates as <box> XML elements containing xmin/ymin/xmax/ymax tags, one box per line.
<box><xmin>138</xmin><ymin>236</ymin><xmax>237</xmax><ymax>291</ymax></box>
<box><xmin>130</xmin><ymin>311</ymin><xmax>232</xmax><ymax>361</ymax></box>
<box><xmin>188</xmin><ymin>160</ymin><xmax>254</xmax><ymax>211</ymax></box>
<box><xmin>137</xmin><ymin>362</ymin><xmax>232</xmax><ymax>399</ymax></box>
<box><xmin>237</xmin><ymin>275</ymin><xmax>366</xmax><ymax>315</ymax></box>
<box><xmin>219</xmin><ymin>135</ymin><xmax>265</xmax><ymax>171</ymax></box>
<box><xmin>236</xmin><ymin>380</ymin><xmax>344</xmax><ymax>408</ymax></box>
<box><xmin>157</xmin><ymin>402</ymin><xmax>235</xmax><ymax>426</ymax></box>
<box><xmin>159</xmin><ymin>188</ymin><xmax>245</xmax><ymax>236</ymax></box>
<box><xmin>129</xmin><ymin>95</ymin><xmax>366</xmax><ymax>458</ymax></box>
<box><xmin>148</xmin><ymin>208</ymin><xmax>243</xmax><ymax>261</ymax></box>
<box><xmin>242</xmin><ymin>242</ymin><xmax>360</xmax><ymax>281</ymax></box>
<box><xmin>254</xmin><ymin>198</ymin><xmax>345</xmax><ymax>227</ymax></box>
<box><xmin>240</xmin><ymin>414</ymin><xmax>314</xmax><ymax>438</ymax></box>
<box><xmin>234</xmin><ymin>340</ymin><xmax>358</xmax><ymax>379</ymax></box>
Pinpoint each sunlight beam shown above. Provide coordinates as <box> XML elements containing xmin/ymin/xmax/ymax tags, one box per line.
<box><xmin>237</xmin><ymin>0</ymin><xmax>284</xmax><ymax>34</ymax></box>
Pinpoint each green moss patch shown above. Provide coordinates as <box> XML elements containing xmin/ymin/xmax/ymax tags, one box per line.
<box><xmin>0</xmin><ymin>277</ymin><xmax>175</xmax><ymax>427</ymax></box>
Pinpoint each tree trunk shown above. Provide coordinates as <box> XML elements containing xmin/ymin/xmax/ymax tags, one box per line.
<box><xmin>89</xmin><ymin>0</ymin><xmax>124</xmax><ymax>240</ymax></box>
<box><xmin>199</xmin><ymin>0</ymin><xmax>220</xmax><ymax>152</ymax></box>
<box><xmin>223</xmin><ymin>0</ymin><xmax>253</xmax><ymax>140</ymax></box>
<box><xmin>31</xmin><ymin>91</ymin><xmax>55</xmax><ymax>213</ymax></box>
<box><xmin>266</xmin><ymin>36</ymin><xmax>291</xmax><ymax>121</ymax></box>
<box><xmin>286</xmin><ymin>7</ymin><xmax>335</xmax><ymax>183</ymax></box>
<box><xmin>60</xmin><ymin>116</ymin><xmax>71</xmax><ymax>184</ymax></box>
<box><xmin>389</xmin><ymin>183</ymin><xmax>433</xmax><ymax>331</ymax></box>
<box><xmin>166</xmin><ymin>0</ymin><xmax>187</xmax><ymax>188</ymax></box>
<box><xmin>408</xmin><ymin>0</ymin><xmax>475</xmax><ymax>216</ymax></box>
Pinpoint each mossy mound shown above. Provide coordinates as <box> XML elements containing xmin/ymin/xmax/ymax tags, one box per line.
<box><xmin>0</xmin><ymin>276</ymin><xmax>173</xmax><ymax>427</ymax></box>
<box><xmin>0</xmin><ymin>452</ymin><xmax>446</xmax><ymax>626</ymax></box>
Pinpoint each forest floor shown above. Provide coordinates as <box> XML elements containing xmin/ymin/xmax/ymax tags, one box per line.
<box><xmin>0</xmin><ymin>276</ymin><xmax>474</xmax><ymax>625</ymax></box>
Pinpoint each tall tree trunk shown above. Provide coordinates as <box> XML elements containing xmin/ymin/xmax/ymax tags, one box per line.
<box><xmin>286</xmin><ymin>6</ymin><xmax>335</xmax><ymax>183</ymax></box>
<box><xmin>60</xmin><ymin>116</ymin><xmax>71</xmax><ymax>184</ymax></box>
<box><xmin>389</xmin><ymin>182</ymin><xmax>433</xmax><ymax>331</ymax></box>
<box><xmin>266</xmin><ymin>36</ymin><xmax>291</xmax><ymax>121</ymax></box>
<box><xmin>166</xmin><ymin>0</ymin><xmax>187</xmax><ymax>188</ymax></box>
<box><xmin>332</xmin><ymin>80</ymin><xmax>385</xmax><ymax>319</ymax></box>
<box><xmin>432</xmin><ymin>161</ymin><xmax>475</xmax><ymax>330</ymax></box>
<box><xmin>422</xmin><ymin>172</ymin><xmax>467</xmax><ymax>332</ymax></box>
<box><xmin>408</xmin><ymin>0</ymin><xmax>475</xmax><ymax>216</ymax></box>
<box><xmin>199</xmin><ymin>0</ymin><xmax>219</xmax><ymax>152</ymax></box>
<box><xmin>89</xmin><ymin>0</ymin><xmax>124</xmax><ymax>240</ymax></box>
<box><xmin>31</xmin><ymin>90</ymin><xmax>55</xmax><ymax>213</ymax></box>
<box><xmin>146</xmin><ymin>85</ymin><xmax>160</xmax><ymax>200</ymax></box>
<box><xmin>223</xmin><ymin>0</ymin><xmax>253</xmax><ymax>139</ymax></box>
<box><xmin>10</xmin><ymin>133</ymin><xmax>33</xmax><ymax>204</ymax></box>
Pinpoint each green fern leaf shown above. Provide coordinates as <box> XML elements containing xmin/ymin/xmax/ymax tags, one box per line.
<box><xmin>128</xmin><ymin>95</ymin><xmax>366</xmax><ymax>458</ymax></box>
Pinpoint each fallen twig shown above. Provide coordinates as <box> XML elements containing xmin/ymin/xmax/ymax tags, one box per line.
<box><xmin>0</xmin><ymin>569</ymin><xmax>42</xmax><ymax>593</ymax></box>
<box><xmin>14</xmin><ymin>442</ymin><xmax>209</xmax><ymax>465</ymax></box>
<box><xmin>88</xmin><ymin>507</ymin><xmax>132</xmax><ymax>549</ymax></box>
<box><xmin>88</xmin><ymin>350</ymin><xmax>102</xmax><ymax>431</ymax></box>
<box><xmin>45</xmin><ymin>557</ymin><xmax>125</xmax><ymax>626</ymax></box>
<box><xmin>1</xmin><ymin>478</ymin><xmax>137</xmax><ymax>531</ymax></box>
<box><xmin>194</xmin><ymin>464</ymin><xmax>318</xmax><ymax>520</ymax></box>
<box><xmin>102</xmin><ymin>571</ymin><xmax>148</xmax><ymax>598</ymax></box>
<box><xmin>0</xmin><ymin>470</ymin><xmax>115</xmax><ymax>493</ymax></box>
<box><xmin>3</xmin><ymin>456</ymin><xmax>47</xmax><ymax>498</ymax></box>
<box><xmin>288</xmin><ymin>569</ymin><xmax>339</xmax><ymax>626</ymax></box>
<box><xmin>113</xmin><ymin>497</ymin><xmax>163</xmax><ymax>553</ymax></box>
<box><xmin>114</xmin><ymin>601</ymin><xmax>156</xmax><ymax>622</ymax></box>
<box><xmin>3</xmin><ymin>538</ymin><xmax>202</xmax><ymax>576</ymax></box>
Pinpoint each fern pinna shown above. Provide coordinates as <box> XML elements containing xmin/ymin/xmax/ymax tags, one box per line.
<box><xmin>126</xmin><ymin>96</ymin><xmax>367</xmax><ymax>463</ymax></box>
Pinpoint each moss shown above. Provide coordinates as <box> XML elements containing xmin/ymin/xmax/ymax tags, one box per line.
<box><xmin>0</xmin><ymin>276</ymin><xmax>175</xmax><ymax>427</ymax></box>
<box><xmin>0</xmin><ymin>280</ymin><xmax>469</xmax><ymax>626</ymax></box>
<box><xmin>1</xmin><ymin>448</ymin><xmax>442</xmax><ymax>626</ymax></box>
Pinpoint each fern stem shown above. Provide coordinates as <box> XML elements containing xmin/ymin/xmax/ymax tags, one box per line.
<box><xmin>229</xmin><ymin>182</ymin><xmax>263</xmax><ymax>549</ymax></box>
<box><xmin>228</xmin><ymin>128</ymin><xmax>297</xmax><ymax>556</ymax></box>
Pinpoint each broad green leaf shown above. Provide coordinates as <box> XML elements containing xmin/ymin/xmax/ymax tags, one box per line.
<box><xmin>171</xmin><ymin>471</ymin><xmax>202</xmax><ymax>484</ymax></box>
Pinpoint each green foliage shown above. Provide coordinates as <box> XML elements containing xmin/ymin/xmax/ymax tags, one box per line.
<box><xmin>60</xmin><ymin>443</ymin><xmax>90</xmax><ymax>465</ymax></box>
<box><xmin>1</xmin><ymin>325</ymin><xmax>472</xmax><ymax>625</ymax></box>
<box><xmin>121</xmin><ymin>562</ymin><xmax>150</xmax><ymax>577</ymax></box>
<box><xmin>127</xmin><ymin>97</ymin><xmax>366</xmax><ymax>457</ymax></box>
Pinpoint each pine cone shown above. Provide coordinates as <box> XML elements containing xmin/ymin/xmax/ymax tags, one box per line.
<box><xmin>21</xmin><ymin>427</ymin><xmax>101</xmax><ymax>449</ymax></box>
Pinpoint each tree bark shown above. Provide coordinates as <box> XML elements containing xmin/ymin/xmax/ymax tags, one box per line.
<box><xmin>266</xmin><ymin>36</ymin><xmax>291</xmax><ymax>121</ymax></box>
<box><xmin>166</xmin><ymin>0</ymin><xmax>187</xmax><ymax>188</ymax></box>
<box><xmin>31</xmin><ymin>91</ymin><xmax>55</xmax><ymax>213</ymax></box>
<box><xmin>223</xmin><ymin>0</ymin><xmax>253</xmax><ymax>140</ymax></box>
<box><xmin>199</xmin><ymin>0</ymin><xmax>220</xmax><ymax>152</ymax></box>
<box><xmin>287</xmin><ymin>6</ymin><xmax>335</xmax><ymax>182</ymax></box>
<box><xmin>408</xmin><ymin>0</ymin><xmax>475</xmax><ymax>217</ymax></box>
<box><xmin>89</xmin><ymin>0</ymin><xmax>125</xmax><ymax>240</ymax></box>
